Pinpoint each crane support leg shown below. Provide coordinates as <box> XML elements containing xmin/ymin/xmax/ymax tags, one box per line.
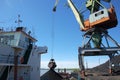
<box><xmin>78</xmin><ymin>28</ymin><xmax>120</xmax><ymax>78</ymax></box>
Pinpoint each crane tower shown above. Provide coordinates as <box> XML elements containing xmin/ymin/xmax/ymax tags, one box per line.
<box><xmin>67</xmin><ymin>0</ymin><xmax>119</xmax><ymax>78</ymax></box>
<box><xmin>53</xmin><ymin>0</ymin><xmax>120</xmax><ymax>78</ymax></box>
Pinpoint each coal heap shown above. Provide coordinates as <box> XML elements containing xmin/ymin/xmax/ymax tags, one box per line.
<box><xmin>40</xmin><ymin>69</ymin><xmax>63</xmax><ymax>80</ymax></box>
<box><xmin>90</xmin><ymin>55</ymin><xmax>120</xmax><ymax>74</ymax></box>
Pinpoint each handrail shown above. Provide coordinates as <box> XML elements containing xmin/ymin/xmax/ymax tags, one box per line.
<box><xmin>0</xmin><ymin>54</ymin><xmax>14</xmax><ymax>64</ymax></box>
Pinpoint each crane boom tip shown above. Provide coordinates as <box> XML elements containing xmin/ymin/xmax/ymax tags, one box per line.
<box><xmin>53</xmin><ymin>6</ymin><xmax>56</xmax><ymax>12</ymax></box>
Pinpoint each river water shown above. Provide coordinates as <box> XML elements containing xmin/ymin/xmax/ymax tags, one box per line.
<box><xmin>40</xmin><ymin>69</ymin><xmax>74</xmax><ymax>76</ymax></box>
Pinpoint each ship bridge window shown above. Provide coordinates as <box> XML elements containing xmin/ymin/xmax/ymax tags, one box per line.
<box><xmin>25</xmin><ymin>37</ymin><xmax>33</xmax><ymax>44</ymax></box>
<box><xmin>119</xmin><ymin>63</ymin><xmax>120</xmax><ymax>66</ymax></box>
<box><xmin>0</xmin><ymin>35</ymin><xmax>14</xmax><ymax>43</ymax></box>
<box><xmin>0</xmin><ymin>35</ymin><xmax>14</xmax><ymax>40</ymax></box>
<box><xmin>9</xmin><ymin>35</ymin><xmax>14</xmax><ymax>39</ymax></box>
<box><xmin>25</xmin><ymin>37</ymin><xmax>29</xmax><ymax>42</ymax></box>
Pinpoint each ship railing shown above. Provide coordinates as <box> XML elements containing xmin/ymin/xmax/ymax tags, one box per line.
<box><xmin>8</xmin><ymin>74</ymin><xmax>30</xmax><ymax>80</ymax></box>
<box><xmin>0</xmin><ymin>54</ymin><xmax>14</xmax><ymax>64</ymax></box>
<box><xmin>7</xmin><ymin>66</ymin><xmax>30</xmax><ymax>80</ymax></box>
<box><xmin>0</xmin><ymin>54</ymin><xmax>24</xmax><ymax>64</ymax></box>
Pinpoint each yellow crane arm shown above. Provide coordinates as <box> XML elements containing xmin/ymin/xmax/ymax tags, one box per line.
<box><xmin>67</xmin><ymin>0</ymin><xmax>85</xmax><ymax>30</ymax></box>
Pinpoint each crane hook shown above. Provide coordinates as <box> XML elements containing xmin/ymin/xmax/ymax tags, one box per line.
<box><xmin>53</xmin><ymin>0</ymin><xmax>59</xmax><ymax>12</ymax></box>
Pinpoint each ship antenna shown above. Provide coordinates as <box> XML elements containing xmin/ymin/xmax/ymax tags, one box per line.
<box><xmin>15</xmin><ymin>14</ymin><xmax>22</xmax><ymax>27</ymax></box>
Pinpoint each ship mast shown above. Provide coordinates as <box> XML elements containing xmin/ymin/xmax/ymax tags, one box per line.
<box><xmin>14</xmin><ymin>15</ymin><xmax>23</xmax><ymax>80</ymax></box>
<box><xmin>15</xmin><ymin>15</ymin><xmax>22</xmax><ymax>27</ymax></box>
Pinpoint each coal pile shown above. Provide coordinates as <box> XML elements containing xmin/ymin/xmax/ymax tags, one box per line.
<box><xmin>90</xmin><ymin>55</ymin><xmax>120</xmax><ymax>75</ymax></box>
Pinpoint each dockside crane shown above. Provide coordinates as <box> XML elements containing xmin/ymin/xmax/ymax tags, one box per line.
<box><xmin>53</xmin><ymin>0</ymin><xmax>120</xmax><ymax>79</ymax></box>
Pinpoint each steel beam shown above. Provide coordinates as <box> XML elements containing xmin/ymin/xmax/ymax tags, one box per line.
<box><xmin>79</xmin><ymin>47</ymin><xmax>120</xmax><ymax>56</ymax></box>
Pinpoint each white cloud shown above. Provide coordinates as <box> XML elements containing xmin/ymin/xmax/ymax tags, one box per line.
<box><xmin>4</xmin><ymin>0</ymin><xmax>23</xmax><ymax>8</ymax></box>
<box><xmin>41</xmin><ymin>61</ymin><xmax>49</xmax><ymax>68</ymax></box>
<box><xmin>41</xmin><ymin>59</ymin><xmax>108</xmax><ymax>69</ymax></box>
<box><xmin>56</xmin><ymin>61</ymin><xmax>79</xmax><ymax>68</ymax></box>
<box><xmin>41</xmin><ymin>61</ymin><xmax>79</xmax><ymax>68</ymax></box>
<box><xmin>5</xmin><ymin>0</ymin><xmax>13</xmax><ymax>8</ymax></box>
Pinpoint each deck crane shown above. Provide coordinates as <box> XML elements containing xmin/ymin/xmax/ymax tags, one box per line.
<box><xmin>53</xmin><ymin>0</ymin><xmax>120</xmax><ymax>78</ymax></box>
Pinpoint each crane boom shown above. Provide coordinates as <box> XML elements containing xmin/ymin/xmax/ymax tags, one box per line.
<box><xmin>67</xmin><ymin>0</ymin><xmax>85</xmax><ymax>30</ymax></box>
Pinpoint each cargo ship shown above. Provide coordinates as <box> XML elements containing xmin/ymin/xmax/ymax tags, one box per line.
<box><xmin>0</xmin><ymin>26</ymin><xmax>47</xmax><ymax>80</ymax></box>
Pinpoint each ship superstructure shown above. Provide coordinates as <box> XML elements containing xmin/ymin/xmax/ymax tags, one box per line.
<box><xmin>0</xmin><ymin>27</ymin><xmax>47</xmax><ymax>80</ymax></box>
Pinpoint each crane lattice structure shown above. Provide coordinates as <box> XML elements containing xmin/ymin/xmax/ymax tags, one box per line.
<box><xmin>53</xmin><ymin>0</ymin><xmax>120</xmax><ymax>78</ymax></box>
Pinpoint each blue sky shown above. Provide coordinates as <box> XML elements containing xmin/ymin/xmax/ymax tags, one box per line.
<box><xmin>0</xmin><ymin>0</ymin><xmax>120</xmax><ymax>68</ymax></box>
